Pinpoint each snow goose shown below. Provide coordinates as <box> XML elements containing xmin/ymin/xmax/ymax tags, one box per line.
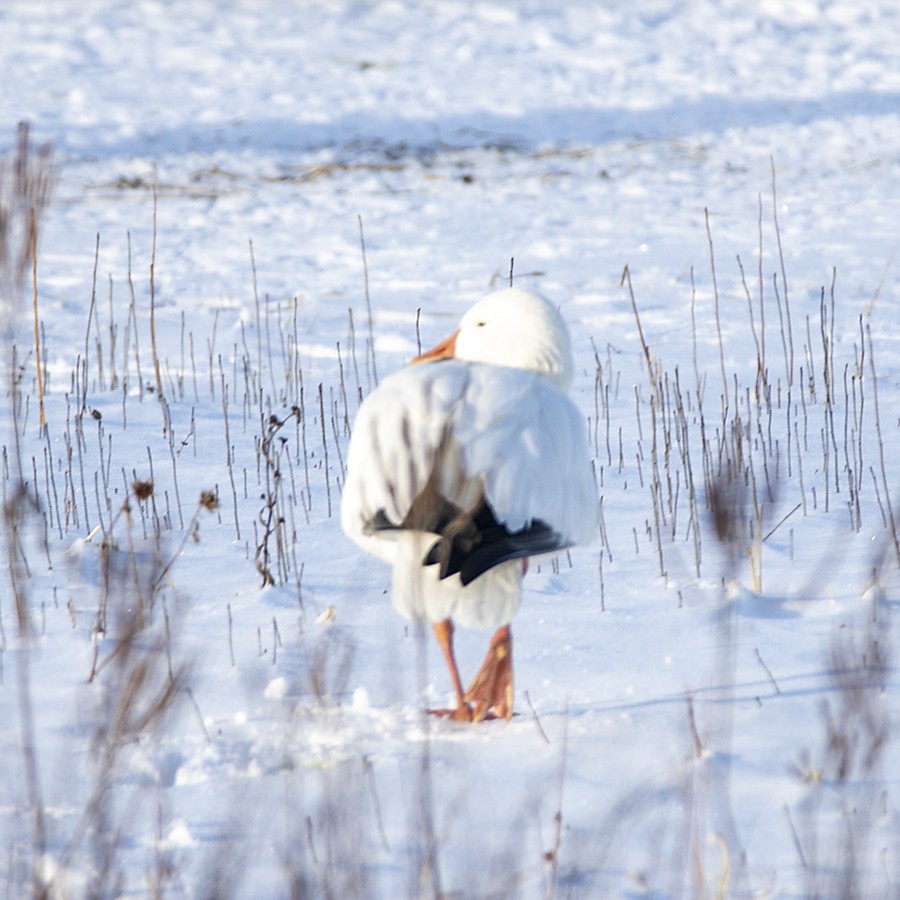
<box><xmin>341</xmin><ymin>287</ymin><xmax>597</xmax><ymax>721</ymax></box>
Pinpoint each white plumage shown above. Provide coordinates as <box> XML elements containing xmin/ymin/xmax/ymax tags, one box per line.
<box><xmin>343</xmin><ymin>361</ymin><xmax>596</xmax><ymax>627</ymax></box>
<box><xmin>341</xmin><ymin>287</ymin><xmax>597</xmax><ymax>721</ymax></box>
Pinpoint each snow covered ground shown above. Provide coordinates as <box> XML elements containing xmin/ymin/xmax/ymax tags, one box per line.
<box><xmin>1</xmin><ymin>0</ymin><xmax>899</xmax><ymax>896</ymax></box>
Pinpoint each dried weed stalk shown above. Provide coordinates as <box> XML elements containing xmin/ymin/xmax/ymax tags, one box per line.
<box><xmin>2</xmin><ymin>122</ymin><xmax>54</xmax><ymax>900</ymax></box>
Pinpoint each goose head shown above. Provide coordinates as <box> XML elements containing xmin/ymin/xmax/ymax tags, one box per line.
<box><xmin>413</xmin><ymin>288</ymin><xmax>574</xmax><ymax>391</ymax></box>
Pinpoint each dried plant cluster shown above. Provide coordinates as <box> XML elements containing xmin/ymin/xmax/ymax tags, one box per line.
<box><xmin>1</xmin><ymin>127</ymin><xmax>897</xmax><ymax>897</ymax></box>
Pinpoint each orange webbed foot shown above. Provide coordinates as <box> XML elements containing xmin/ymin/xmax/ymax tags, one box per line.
<box><xmin>427</xmin><ymin>703</ymin><xmax>473</xmax><ymax>723</ymax></box>
<box><xmin>464</xmin><ymin>625</ymin><xmax>513</xmax><ymax>723</ymax></box>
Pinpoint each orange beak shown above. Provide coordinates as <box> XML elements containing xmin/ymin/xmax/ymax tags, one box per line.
<box><xmin>412</xmin><ymin>329</ymin><xmax>459</xmax><ymax>364</ymax></box>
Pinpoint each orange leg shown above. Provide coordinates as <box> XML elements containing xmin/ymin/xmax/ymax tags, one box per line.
<box><xmin>464</xmin><ymin>624</ymin><xmax>514</xmax><ymax>722</ymax></box>
<box><xmin>431</xmin><ymin>619</ymin><xmax>472</xmax><ymax>722</ymax></box>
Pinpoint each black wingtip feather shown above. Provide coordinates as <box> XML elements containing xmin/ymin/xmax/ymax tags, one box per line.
<box><xmin>424</xmin><ymin>498</ymin><xmax>570</xmax><ymax>584</ymax></box>
<box><xmin>369</xmin><ymin>487</ymin><xmax>570</xmax><ymax>584</ymax></box>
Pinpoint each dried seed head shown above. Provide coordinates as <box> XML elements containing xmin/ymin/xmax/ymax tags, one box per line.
<box><xmin>199</xmin><ymin>489</ymin><xmax>218</xmax><ymax>511</ymax></box>
<box><xmin>132</xmin><ymin>479</ymin><xmax>154</xmax><ymax>501</ymax></box>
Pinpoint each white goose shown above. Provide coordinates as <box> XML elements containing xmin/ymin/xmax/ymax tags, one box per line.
<box><xmin>341</xmin><ymin>287</ymin><xmax>597</xmax><ymax>722</ymax></box>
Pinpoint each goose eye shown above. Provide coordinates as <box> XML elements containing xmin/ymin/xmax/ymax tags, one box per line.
<box><xmin>476</xmin><ymin>321</ymin><xmax>486</xmax><ymax>327</ymax></box>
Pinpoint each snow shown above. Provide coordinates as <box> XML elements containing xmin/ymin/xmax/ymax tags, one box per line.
<box><xmin>1</xmin><ymin>0</ymin><xmax>899</xmax><ymax>896</ymax></box>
